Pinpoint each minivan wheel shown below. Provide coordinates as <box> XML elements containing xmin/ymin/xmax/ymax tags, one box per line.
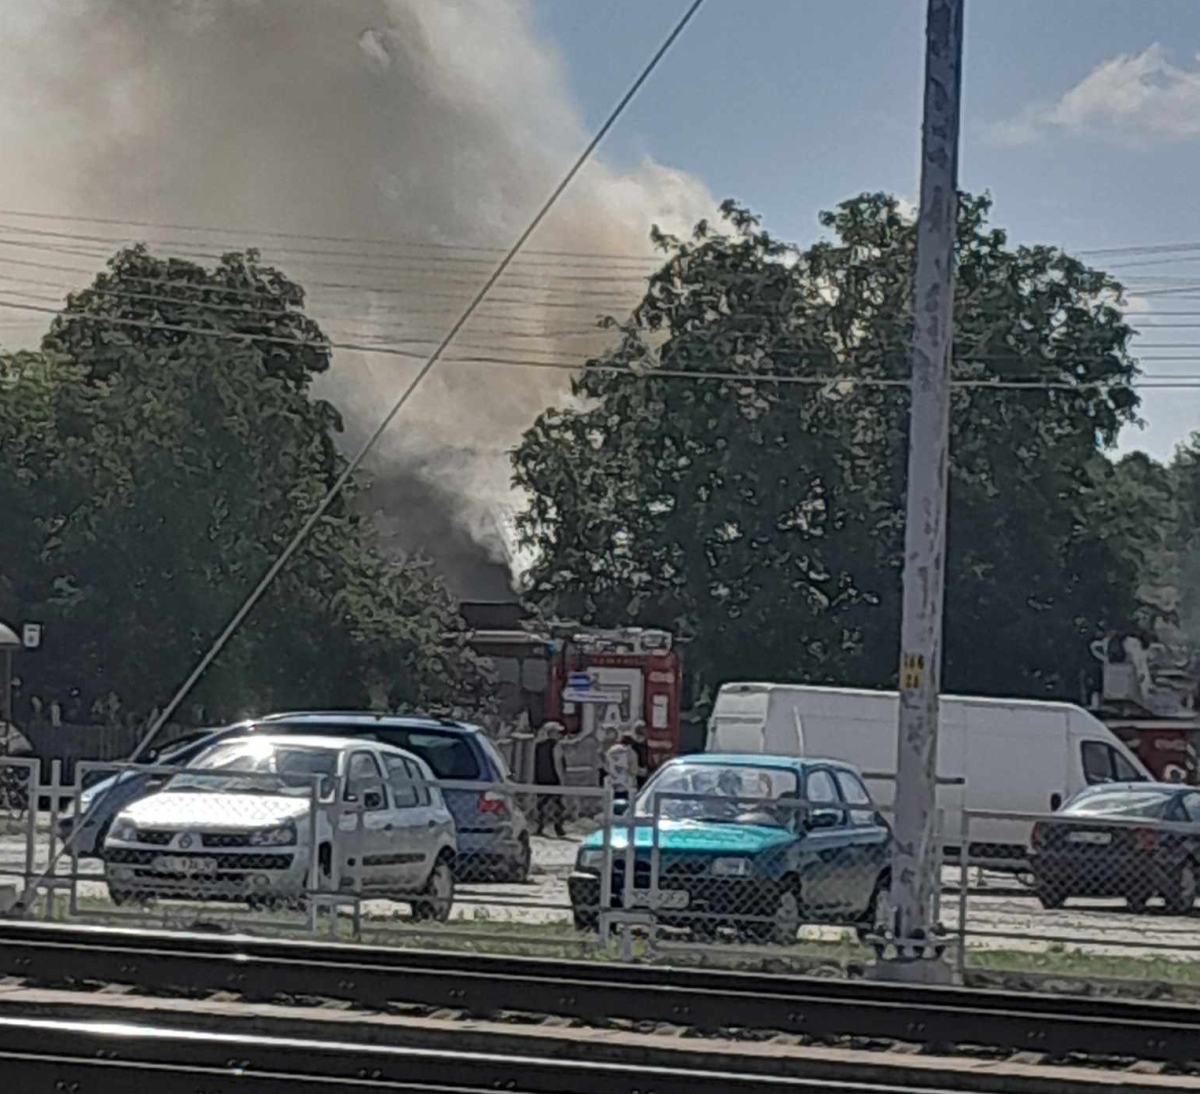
<box><xmin>499</xmin><ymin>835</ymin><xmax>532</xmax><ymax>884</ymax></box>
<box><xmin>412</xmin><ymin>858</ymin><xmax>455</xmax><ymax>922</ymax></box>
<box><xmin>1164</xmin><ymin>861</ymin><xmax>1198</xmax><ymax>915</ymax></box>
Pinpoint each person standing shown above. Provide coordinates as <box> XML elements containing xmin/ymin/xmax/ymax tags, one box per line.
<box><xmin>630</xmin><ymin>720</ymin><xmax>650</xmax><ymax>789</ymax></box>
<box><xmin>604</xmin><ymin>730</ymin><xmax>639</xmax><ymax>797</ymax></box>
<box><xmin>533</xmin><ymin>722</ymin><xmax>566</xmax><ymax>838</ymax></box>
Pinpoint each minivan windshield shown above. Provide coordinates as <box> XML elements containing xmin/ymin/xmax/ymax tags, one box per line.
<box><xmin>170</xmin><ymin>739</ymin><xmax>339</xmax><ymax>798</ymax></box>
<box><xmin>635</xmin><ymin>763</ymin><xmax>798</xmax><ymax>825</ymax></box>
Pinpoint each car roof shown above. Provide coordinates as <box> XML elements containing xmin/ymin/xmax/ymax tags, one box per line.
<box><xmin>670</xmin><ymin>753</ymin><xmax>858</xmax><ymax>775</ymax></box>
<box><xmin>251</xmin><ymin>711</ymin><xmax>482</xmax><ymax>736</ymax></box>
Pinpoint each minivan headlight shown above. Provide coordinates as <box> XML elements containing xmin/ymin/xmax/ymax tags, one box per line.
<box><xmin>577</xmin><ymin>849</ymin><xmax>604</xmax><ymax>873</ymax></box>
<box><xmin>711</xmin><ymin>857</ymin><xmax>752</xmax><ymax>877</ymax></box>
<box><xmin>250</xmin><ymin>822</ymin><xmax>297</xmax><ymax>846</ymax></box>
<box><xmin>111</xmin><ymin>820</ymin><xmax>139</xmax><ymax>843</ymax></box>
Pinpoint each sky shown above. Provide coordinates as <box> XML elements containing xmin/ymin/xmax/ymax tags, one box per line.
<box><xmin>530</xmin><ymin>0</ymin><xmax>1200</xmax><ymax>462</ymax></box>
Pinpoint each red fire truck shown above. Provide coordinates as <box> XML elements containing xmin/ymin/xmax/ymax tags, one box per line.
<box><xmin>548</xmin><ymin>627</ymin><xmax>683</xmax><ymax>773</ymax></box>
<box><xmin>460</xmin><ymin>604</ymin><xmax>684</xmax><ymax>772</ymax></box>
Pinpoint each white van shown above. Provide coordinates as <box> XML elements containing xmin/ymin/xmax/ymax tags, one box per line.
<box><xmin>706</xmin><ymin>683</ymin><xmax>1151</xmax><ymax>868</ymax></box>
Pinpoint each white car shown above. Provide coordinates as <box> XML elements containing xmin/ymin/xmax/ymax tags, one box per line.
<box><xmin>102</xmin><ymin>734</ymin><xmax>457</xmax><ymax>917</ymax></box>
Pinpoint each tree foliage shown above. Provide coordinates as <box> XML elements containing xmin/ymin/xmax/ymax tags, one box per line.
<box><xmin>514</xmin><ymin>194</ymin><xmax>1149</xmax><ymax>702</ymax></box>
<box><xmin>0</xmin><ymin>246</ymin><xmax>489</xmax><ymax>725</ymax></box>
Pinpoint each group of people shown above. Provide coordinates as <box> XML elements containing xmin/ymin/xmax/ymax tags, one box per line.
<box><xmin>530</xmin><ymin>720</ymin><xmax>650</xmax><ymax>838</ymax></box>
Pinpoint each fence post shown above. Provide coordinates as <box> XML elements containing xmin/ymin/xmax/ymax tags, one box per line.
<box><xmin>67</xmin><ymin>763</ymin><xmax>87</xmax><ymax>918</ymax></box>
<box><xmin>307</xmin><ymin>775</ymin><xmax>321</xmax><ymax>935</ymax></box>
<box><xmin>931</xmin><ymin>807</ymin><xmax>945</xmax><ymax>924</ymax></box>
<box><xmin>955</xmin><ymin>809</ymin><xmax>970</xmax><ymax>983</ymax></box>
<box><xmin>599</xmin><ymin>780</ymin><xmax>614</xmax><ymax>946</ymax></box>
<box><xmin>22</xmin><ymin>760</ymin><xmax>39</xmax><ymax>910</ymax></box>
<box><xmin>44</xmin><ymin>759</ymin><xmax>62</xmax><ymax>921</ymax></box>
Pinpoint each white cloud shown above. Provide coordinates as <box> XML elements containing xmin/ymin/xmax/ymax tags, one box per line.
<box><xmin>990</xmin><ymin>44</ymin><xmax>1200</xmax><ymax>144</ymax></box>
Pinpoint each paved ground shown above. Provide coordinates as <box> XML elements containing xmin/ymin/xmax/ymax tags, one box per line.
<box><xmin>3</xmin><ymin>816</ymin><xmax>1199</xmax><ymax>962</ymax></box>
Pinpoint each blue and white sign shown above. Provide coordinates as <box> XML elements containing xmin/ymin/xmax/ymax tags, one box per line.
<box><xmin>567</xmin><ymin>672</ymin><xmax>591</xmax><ymax>690</ymax></box>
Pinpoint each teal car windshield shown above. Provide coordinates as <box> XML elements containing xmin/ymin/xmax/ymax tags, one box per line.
<box><xmin>635</xmin><ymin>763</ymin><xmax>799</xmax><ymax>826</ymax></box>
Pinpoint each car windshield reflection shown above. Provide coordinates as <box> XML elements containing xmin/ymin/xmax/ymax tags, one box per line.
<box><xmin>169</xmin><ymin>739</ymin><xmax>338</xmax><ymax>799</ymax></box>
<box><xmin>634</xmin><ymin>763</ymin><xmax>799</xmax><ymax>826</ymax></box>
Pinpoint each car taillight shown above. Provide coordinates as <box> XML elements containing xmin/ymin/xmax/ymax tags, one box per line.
<box><xmin>1135</xmin><ymin>828</ymin><xmax>1159</xmax><ymax>852</ymax></box>
<box><xmin>478</xmin><ymin>791</ymin><xmax>507</xmax><ymax>815</ymax></box>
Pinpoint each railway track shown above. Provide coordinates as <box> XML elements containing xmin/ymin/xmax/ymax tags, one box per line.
<box><xmin>0</xmin><ymin>921</ymin><xmax>1198</xmax><ymax>1066</ymax></box>
<box><xmin>0</xmin><ymin>1013</ymin><xmax>949</xmax><ymax>1093</ymax></box>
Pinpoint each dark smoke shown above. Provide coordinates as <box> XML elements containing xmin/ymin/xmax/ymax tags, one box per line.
<box><xmin>362</xmin><ymin>464</ymin><xmax>514</xmax><ymax>602</ymax></box>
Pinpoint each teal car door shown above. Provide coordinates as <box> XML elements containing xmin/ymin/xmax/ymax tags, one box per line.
<box><xmin>832</xmin><ymin>768</ymin><xmax>890</xmax><ymax>916</ymax></box>
<box><xmin>798</xmin><ymin>768</ymin><xmax>849</xmax><ymax>913</ymax></box>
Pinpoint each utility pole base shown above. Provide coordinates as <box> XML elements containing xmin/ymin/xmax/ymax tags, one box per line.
<box><xmin>871</xmin><ymin>956</ymin><xmax>954</xmax><ymax>985</ymax></box>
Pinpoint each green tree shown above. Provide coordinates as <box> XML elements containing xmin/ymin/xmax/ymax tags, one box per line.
<box><xmin>1</xmin><ymin>246</ymin><xmax>489</xmax><ymax>724</ymax></box>
<box><xmin>514</xmin><ymin>194</ymin><xmax>1146</xmax><ymax>702</ymax></box>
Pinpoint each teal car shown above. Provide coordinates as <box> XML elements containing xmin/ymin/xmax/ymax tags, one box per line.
<box><xmin>568</xmin><ymin>754</ymin><xmax>891</xmax><ymax>944</ymax></box>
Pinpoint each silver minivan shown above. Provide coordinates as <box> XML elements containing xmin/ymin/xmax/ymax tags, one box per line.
<box><xmin>103</xmin><ymin>734</ymin><xmax>457</xmax><ymax>915</ymax></box>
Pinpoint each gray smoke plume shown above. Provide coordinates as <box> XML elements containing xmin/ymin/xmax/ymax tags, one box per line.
<box><xmin>0</xmin><ymin>0</ymin><xmax>714</xmax><ymax>596</ymax></box>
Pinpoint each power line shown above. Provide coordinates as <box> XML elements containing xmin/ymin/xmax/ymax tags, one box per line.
<box><xmin>0</xmin><ymin>212</ymin><xmax>667</xmax><ymax>266</ymax></box>
<box><xmin>11</xmin><ymin>296</ymin><xmax>1200</xmax><ymax>387</ymax></box>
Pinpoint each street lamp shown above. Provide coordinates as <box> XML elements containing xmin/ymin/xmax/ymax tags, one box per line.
<box><xmin>0</xmin><ymin>622</ymin><xmax>19</xmax><ymax>755</ymax></box>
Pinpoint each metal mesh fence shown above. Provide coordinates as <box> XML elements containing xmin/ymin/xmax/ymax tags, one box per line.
<box><xmin>954</xmin><ymin>805</ymin><xmax>1200</xmax><ymax>986</ymax></box>
<box><xmin>12</xmin><ymin>751</ymin><xmax>1200</xmax><ymax>991</ymax></box>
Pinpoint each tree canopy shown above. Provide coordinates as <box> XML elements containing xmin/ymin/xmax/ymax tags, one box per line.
<box><xmin>0</xmin><ymin>246</ymin><xmax>489</xmax><ymax>726</ymax></box>
<box><xmin>513</xmin><ymin>194</ymin><xmax>1151</xmax><ymax>703</ymax></box>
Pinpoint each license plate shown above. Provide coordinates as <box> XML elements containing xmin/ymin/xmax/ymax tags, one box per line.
<box><xmin>630</xmin><ymin>889</ymin><xmax>689</xmax><ymax>910</ymax></box>
<box><xmin>1067</xmin><ymin>831</ymin><xmax>1111</xmax><ymax>845</ymax></box>
<box><xmin>152</xmin><ymin>855</ymin><xmax>219</xmax><ymax>874</ymax></box>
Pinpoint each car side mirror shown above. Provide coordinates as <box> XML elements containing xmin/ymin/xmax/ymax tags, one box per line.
<box><xmin>363</xmin><ymin>790</ymin><xmax>384</xmax><ymax>811</ymax></box>
<box><xmin>807</xmin><ymin>809</ymin><xmax>840</xmax><ymax>831</ymax></box>
<box><xmin>1050</xmin><ymin>793</ymin><xmax>1063</xmax><ymax>812</ymax></box>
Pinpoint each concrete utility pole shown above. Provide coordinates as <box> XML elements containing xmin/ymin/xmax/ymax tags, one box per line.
<box><xmin>888</xmin><ymin>0</ymin><xmax>965</xmax><ymax>973</ymax></box>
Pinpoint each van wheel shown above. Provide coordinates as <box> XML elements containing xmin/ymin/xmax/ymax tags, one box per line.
<box><xmin>412</xmin><ymin>857</ymin><xmax>455</xmax><ymax>922</ymax></box>
<box><xmin>1164</xmin><ymin>861</ymin><xmax>1198</xmax><ymax>915</ymax></box>
<box><xmin>499</xmin><ymin>835</ymin><xmax>531</xmax><ymax>883</ymax></box>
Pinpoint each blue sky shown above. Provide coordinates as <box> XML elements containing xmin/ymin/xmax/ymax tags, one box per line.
<box><xmin>530</xmin><ymin>0</ymin><xmax>1200</xmax><ymax>461</ymax></box>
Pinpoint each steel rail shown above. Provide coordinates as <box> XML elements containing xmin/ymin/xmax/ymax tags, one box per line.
<box><xmin>0</xmin><ymin>1014</ymin><xmax>957</xmax><ymax>1093</ymax></box>
<box><xmin>0</xmin><ymin>921</ymin><xmax>1196</xmax><ymax>1062</ymax></box>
